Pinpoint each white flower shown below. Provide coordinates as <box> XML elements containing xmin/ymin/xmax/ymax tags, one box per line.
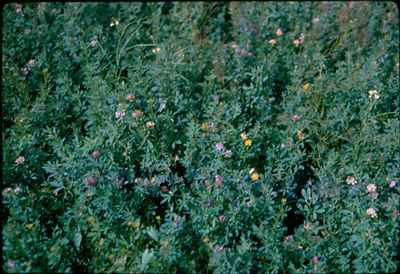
<box><xmin>3</xmin><ymin>187</ymin><xmax>13</xmax><ymax>195</ymax></box>
<box><xmin>21</xmin><ymin>67</ymin><xmax>29</xmax><ymax>75</ymax></box>
<box><xmin>27</xmin><ymin>59</ymin><xmax>36</xmax><ymax>67</ymax></box>
<box><xmin>346</xmin><ymin>176</ymin><xmax>357</xmax><ymax>185</ymax></box>
<box><xmin>368</xmin><ymin>90</ymin><xmax>380</xmax><ymax>100</ymax></box>
<box><xmin>276</xmin><ymin>28</ymin><xmax>284</xmax><ymax>36</ymax></box>
<box><xmin>15</xmin><ymin>186</ymin><xmax>22</xmax><ymax>194</ymax></box>
<box><xmin>152</xmin><ymin>47</ymin><xmax>161</xmax><ymax>54</ymax></box>
<box><xmin>110</xmin><ymin>18</ymin><xmax>120</xmax><ymax>27</ymax></box>
<box><xmin>312</xmin><ymin>17</ymin><xmax>320</xmax><ymax>24</ymax></box>
<box><xmin>15</xmin><ymin>156</ymin><xmax>25</xmax><ymax>165</ymax></box>
<box><xmin>16</xmin><ymin>4</ymin><xmax>23</xmax><ymax>14</ymax></box>
<box><xmin>268</xmin><ymin>39</ymin><xmax>277</xmax><ymax>45</ymax></box>
<box><xmin>90</xmin><ymin>37</ymin><xmax>98</xmax><ymax>47</ymax></box>
<box><xmin>146</xmin><ymin>121</ymin><xmax>155</xmax><ymax>128</ymax></box>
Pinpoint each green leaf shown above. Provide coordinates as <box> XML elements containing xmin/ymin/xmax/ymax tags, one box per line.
<box><xmin>74</xmin><ymin>230</ymin><xmax>82</xmax><ymax>251</ymax></box>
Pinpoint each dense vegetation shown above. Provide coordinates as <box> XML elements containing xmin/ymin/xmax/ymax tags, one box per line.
<box><xmin>2</xmin><ymin>2</ymin><xmax>399</xmax><ymax>273</ymax></box>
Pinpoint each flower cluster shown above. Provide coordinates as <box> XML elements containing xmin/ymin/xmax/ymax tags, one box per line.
<box><xmin>214</xmin><ymin>143</ymin><xmax>232</xmax><ymax>158</ymax></box>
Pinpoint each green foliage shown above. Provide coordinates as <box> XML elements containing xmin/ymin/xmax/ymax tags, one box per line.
<box><xmin>2</xmin><ymin>2</ymin><xmax>399</xmax><ymax>273</ymax></box>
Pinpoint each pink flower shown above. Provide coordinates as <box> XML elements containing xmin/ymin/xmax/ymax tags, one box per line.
<box><xmin>14</xmin><ymin>186</ymin><xmax>22</xmax><ymax>194</ymax></box>
<box><xmin>132</xmin><ymin>109</ymin><xmax>144</xmax><ymax>118</ymax></box>
<box><xmin>115</xmin><ymin>111</ymin><xmax>125</xmax><ymax>120</ymax></box>
<box><xmin>215</xmin><ymin>175</ymin><xmax>223</xmax><ymax>187</ymax></box>
<box><xmin>85</xmin><ymin>176</ymin><xmax>97</xmax><ymax>186</ymax></box>
<box><xmin>28</xmin><ymin>59</ymin><xmax>36</xmax><ymax>67</ymax></box>
<box><xmin>224</xmin><ymin>150</ymin><xmax>232</xmax><ymax>158</ymax></box>
<box><xmin>291</xmin><ymin>115</ymin><xmax>301</xmax><ymax>122</ymax></box>
<box><xmin>367</xmin><ymin>183</ymin><xmax>377</xmax><ymax>193</ymax></box>
<box><xmin>389</xmin><ymin>180</ymin><xmax>396</xmax><ymax>188</ymax></box>
<box><xmin>366</xmin><ymin>207</ymin><xmax>377</xmax><ymax>218</ymax></box>
<box><xmin>276</xmin><ymin>28</ymin><xmax>284</xmax><ymax>36</ymax></box>
<box><xmin>218</xmin><ymin>214</ymin><xmax>225</xmax><ymax>222</ymax></box>
<box><xmin>268</xmin><ymin>39</ymin><xmax>277</xmax><ymax>46</ymax></box>
<box><xmin>312</xmin><ymin>256</ymin><xmax>320</xmax><ymax>264</ymax></box>
<box><xmin>293</xmin><ymin>39</ymin><xmax>301</xmax><ymax>47</ymax></box>
<box><xmin>90</xmin><ymin>150</ymin><xmax>101</xmax><ymax>159</ymax></box>
<box><xmin>215</xmin><ymin>143</ymin><xmax>225</xmax><ymax>151</ymax></box>
<box><xmin>393</xmin><ymin>210</ymin><xmax>400</xmax><ymax>218</ymax></box>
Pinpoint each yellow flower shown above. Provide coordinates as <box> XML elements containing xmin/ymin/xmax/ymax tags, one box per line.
<box><xmin>296</xmin><ymin>130</ymin><xmax>304</xmax><ymax>140</ymax></box>
<box><xmin>26</xmin><ymin>223</ymin><xmax>34</xmax><ymax>230</ymax></box>
<box><xmin>281</xmin><ymin>198</ymin><xmax>287</xmax><ymax>204</ymax></box>
<box><xmin>160</xmin><ymin>239</ymin><xmax>169</xmax><ymax>248</ymax></box>
<box><xmin>156</xmin><ymin>215</ymin><xmax>161</xmax><ymax>222</ymax></box>
<box><xmin>251</xmin><ymin>172</ymin><xmax>260</xmax><ymax>181</ymax></box>
<box><xmin>87</xmin><ymin>216</ymin><xmax>96</xmax><ymax>225</ymax></box>
<box><xmin>203</xmin><ymin>236</ymin><xmax>209</xmax><ymax>244</ymax></box>
<box><xmin>127</xmin><ymin>220</ymin><xmax>141</xmax><ymax>229</ymax></box>
<box><xmin>240</xmin><ymin>132</ymin><xmax>248</xmax><ymax>141</ymax></box>
<box><xmin>249</xmin><ymin>168</ymin><xmax>261</xmax><ymax>181</ymax></box>
<box><xmin>201</xmin><ymin>122</ymin><xmax>209</xmax><ymax>131</ymax></box>
<box><xmin>244</xmin><ymin>138</ymin><xmax>252</xmax><ymax>147</ymax></box>
<box><xmin>303</xmin><ymin>82</ymin><xmax>310</xmax><ymax>91</ymax></box>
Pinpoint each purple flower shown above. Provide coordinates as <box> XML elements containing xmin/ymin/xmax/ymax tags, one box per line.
<box><xmin>224</xmin><ymin>149</ymin><xmax>232</xmax><ymax>158</ymax></box>
<box><xmin>215</xmin><ymin>143</ymin><xmax>225</xmax><ymax>151</ymax></box>
<box><xmin>214</xmin><ymin>245</ymin><xmax>224</xmax><ymax>252</ymax></box>
<box><xmin>389</xmin><ymin>180</ymin><xmax>396</xmax><ymax>188</ymax></box>
<box><xmin>312</xmin><ymin>256</ymin><xmax>320</xmax><ymax>264</ymax></box>
<box><xmin>115</xmin><ymin>111</ymin><xmax>125</xmax><ymax>120</ymax></box>
<box><xmin>7</xmin><ymin>260</ymin><xmax>16</xmax><ymax>268</ymax></box>
<box><xmin>285</xmin><ymin>235</ymin><xmax>293</xmax><ymax>241</ymax></box>
<box><xmin>212</xmin><ymin>95</ymin><xmax>220</xmax><ymax>104</ymax></box>
<box><xmin>90</xmin><ymin>36</ymin><xmax>98</xmax><ymax>47</ymax></box>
